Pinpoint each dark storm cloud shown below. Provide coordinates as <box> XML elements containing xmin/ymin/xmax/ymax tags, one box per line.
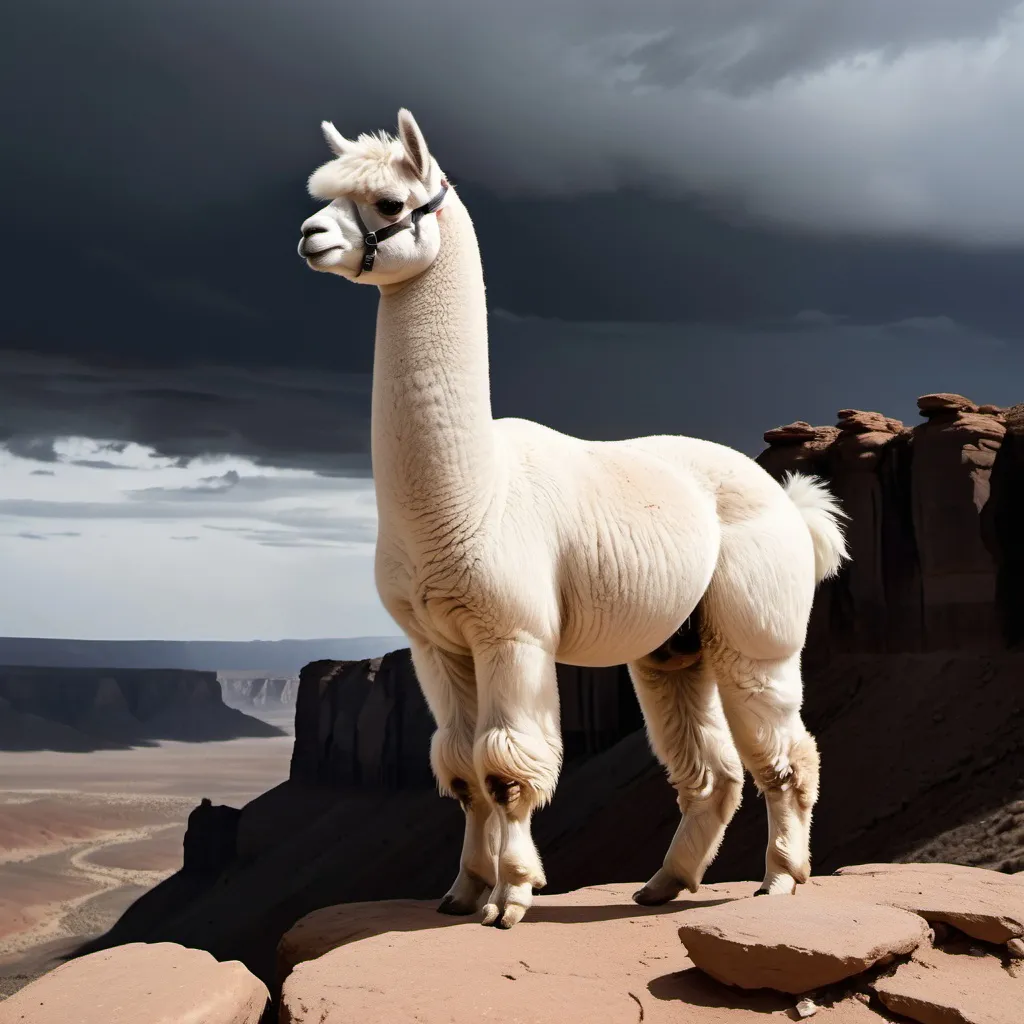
<box><xmin>5</xmin><ymin>1</ymin><xmax>1024</xmax><ymax>237</ymax></box>
<box><xmin>621</xmin><ymin>2</ymin><xmax>1017</xmax><ymax>92</ymax></box>
<box><xmin>7</xmin><ymin>438</ymin><xmax>60</xmax><ymax>462</ymax></box>
<box><xmin>4</xmin><ymin>314</ymin><xmax>1022</xmax><ymax>477</ymax></box>
<box><xmin>4</xmin><ymin>0</ymin><xmax>1024</xmax><ymax>368</ymax></box>
<box><xmin>0</xmin><ymin>351</ymin><xmax>372</xmax><ymax>474</ymax></box>
<box><xmin>488</xmin><ymin>311</ymin><xmax>1024</xmax><ymax>453</ymax></box>
<box><xmin>3</xmin><ymin>0</ymin><xmax>1024</xmax><ymax>471</ymax></box>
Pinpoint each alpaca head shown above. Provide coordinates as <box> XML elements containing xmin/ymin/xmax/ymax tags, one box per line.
<box><xmin>297</xmin><ymin>108</ymin><xmax>447</xmax><ymax>286</ymax></box>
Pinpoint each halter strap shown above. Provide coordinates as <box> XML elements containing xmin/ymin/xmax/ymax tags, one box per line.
<box><xmin>353</xmin><ymin>179</ymin><xmax>449</xmax><ymax>276</ymax></box>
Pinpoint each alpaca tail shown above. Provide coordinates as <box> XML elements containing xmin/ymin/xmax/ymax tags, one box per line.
<box><xmin>781</xmin><ymin>472</ymin><xmax>849</xmax><ymax>583</ymax></box>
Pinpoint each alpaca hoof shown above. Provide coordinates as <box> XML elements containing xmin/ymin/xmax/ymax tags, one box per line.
<box><xmin>481</xmin><ymin>900</ymin><xmax>528</xmax><ymax>929</ymax></box>
<box><xmin>633</xmin><ymin>886</ymin><xmax>673</xmax><ymax>907</ymax></box>
<box><xmin>438</xmin><ymin>869</ymin><xmax>490</xmax><ymax>916</ymax></box>
<box><xmin>480</xmin><ymin>881</ymin><xmax>532</xmax><ymax>928</ymax></box>
<box><xmin>496</xmin><ymin>902</ymin><xmax>528</xmax><ymax>929</ymax></box>
<box><xmin>437</xmin><ymin>894</ymin><xmax>478</xmax><ymax>916</ymax></box>
<box><xmin>633</xmin><ymin>867</ymin><xmax>688</xmax><ymax>906</ymax></box>
<box><xmin>756</xmin><ymin>873</ymin><xmax>798</xmax><ymax>896</ymax></box>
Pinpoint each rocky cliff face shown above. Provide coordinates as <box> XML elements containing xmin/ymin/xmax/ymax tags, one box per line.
<box><xmin>289</xmin><ymin>650</ymin><xmax>642</xmax><ymax>791</ymax></box>
<box><xmin>984</xmin><ymin>403</ymin><xmax>1024</xmax><ymax>648</ymax></box>
<box><xmin>758</xmin><ymin>393</ymin><xmax>1019</xmax><ymax>658</ymax></box>
<box><xmin>219</xmin><ymin>675</ymin><xmax>298</xmax><ymax>710</ymax></box>
<box><xmin>0</xmin><ymin>666</ymin><xmax>283</xmax><ymax>751</ymax></box>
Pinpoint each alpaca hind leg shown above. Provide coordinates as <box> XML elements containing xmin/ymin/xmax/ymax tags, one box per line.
<box><xmin>714</xmin><ymin>649</ymin><xmax>819</xmax><ymax>895</ymax></box>
<box><xmin>408</xmin><ymin>639</ymin><xmax>498</xmax><ymax>915</ymax></box>
<box><xmin>704</xmin><ymin>507</ymin><xmax>821</xmax><ymax>894</ymax></box>
<box><xmin>628</xmin><ymin>657</ymin><xmax>743</xmax><ymax>906</ymax></box>
<box><xmin>472</xmin><ymin>641</ymin><xmax>561</xmax><ymax>929</ymax></box>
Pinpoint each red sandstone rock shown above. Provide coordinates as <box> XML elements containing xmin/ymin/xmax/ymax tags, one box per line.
<box><xmin>978</xmin><ymin>404</ymin><xmax>1005</xmax><ymax>418</ymax></box>
<box><xmin>836</xmin><ymin>410</ymin><xmax>905</xmax><ymax>436</ymax></box>
<box><xmin>984</xmin><ymin>402</ymin><xmax>1024</xmax><ymax>647</ymax></box>
<box><xmin>279</xmin><ymin>883</ymin><xmax>888</xmax><ymax>1023</ymax></box>
<box><xmin>763</xmin><ymin>420</ymin><xmax>824</xmax><ymax>444</ymax></box>
<box><xmin>827</xmin><ymin>411</ymin><xmax>908</xmax><ymax>651</ymax></box>
<box><xmin>675</xmin><ymin>894</ymin><xmax>928</xmax><ymax>995</ymax></box>
<box><xmin>910</xmin><ymin>396</ymin><xmax>1006</xmax><ymax>650</ymax></box>
<box><xmin>811</xmin><ymin>863</ymin><xmax>1024</xmax><ymax>944</ymax></box>
<box><xmin>757</xmin><ymin>423</ymin><xmax>840</xmax><ymax>480</ymax></box>
<box><xmin>918</xmin><ymin>393</ymin><xmax>980</xmax><ymax>416</ymax></box>
<box><xmin>0</xmin><ymin>942</ymin><xmax>268</xmax><ymax>1024</ymax></box>
<box><xmin>872</xmin><ymin>943</ymin><xmax>1020</xmax><ymax>1024</ymax></box>
<box><xmin>756</xmin><ymin>421</ymin><xmax>842</xmax><ymax>659</ymax></box>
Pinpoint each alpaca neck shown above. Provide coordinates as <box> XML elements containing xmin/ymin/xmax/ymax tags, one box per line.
<box><xmin>371</xmin><ymin>189</ymin><xmax>496</xmax><ymax>539</ymax></box>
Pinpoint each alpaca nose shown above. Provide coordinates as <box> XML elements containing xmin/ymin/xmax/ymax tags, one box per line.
<box><xmin>301</xmin><ymin>222</ymin><xmax>328</xmax><ymax>239</ymax></box>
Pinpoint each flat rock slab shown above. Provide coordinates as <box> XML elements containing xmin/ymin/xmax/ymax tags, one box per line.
<box><xmin>872</xmin><ymin>943</ymin><xmax>1023</xmax><ymax>1024</ymax></box>
<box><xmin>279</xmin><ymin>883</ymin><xmax>884</xmax><ymax>1023</ymax></box>
<box><xmin>813</xmin><ymin>863</ymin><xmax>1024</xmax><ymax>944</ymax></box>
<box><xmin>676</xmin><ymin>894</ymin><xmax>929</xmax><ymax>995</ymax></box>
<box><xmin>0</xmin><ymin>941</ymin><xmax>268</xmax><ymax>1024</ymax></box>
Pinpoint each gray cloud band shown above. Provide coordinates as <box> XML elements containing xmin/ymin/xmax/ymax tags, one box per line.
<box><xmin>5</xmin><ymin>0</ymin><xmax>1024</xmax><ymax>240</ymax></box>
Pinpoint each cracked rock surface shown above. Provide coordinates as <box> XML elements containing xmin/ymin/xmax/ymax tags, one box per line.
<box><xmin>872</xmin><ymin>941</ymin><xmax>1022</xmax><ymax>1024</ymax></box>
<box><xmin>278</xmin><ymin>881</ymin><xmax>919</xmax><ymax>1023</ymax></box>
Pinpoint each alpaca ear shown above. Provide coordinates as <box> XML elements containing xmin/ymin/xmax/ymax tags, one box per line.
<box><xmin>397</xmin><ymin>108</ymin><xmax>431</xmax><ymax>181</ymax></box>
<box><xmin>321</xmin><ymin>120</ymin><xmax>352</xmax><ymax>157</ymax></box>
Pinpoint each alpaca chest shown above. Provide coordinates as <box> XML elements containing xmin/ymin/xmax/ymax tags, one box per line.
<box><xmin>375</xmin><ymin>544</ymin><xmax>490</xmax><ymax>655</ymax></box>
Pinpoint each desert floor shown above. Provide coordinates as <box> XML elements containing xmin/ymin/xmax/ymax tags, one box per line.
<box><xmin>0</xmin><ymin>708</ymin><xmax>294</xmax><ymax>997</ymax></box>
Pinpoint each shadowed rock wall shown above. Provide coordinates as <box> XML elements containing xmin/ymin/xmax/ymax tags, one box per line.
<box><xmin>289</xmin><ymin>649</ymin><xmax>643</xmax><ymax>791</ymax></box>
<box><xmin>757</xmin><ymin>393</ymin><xmax>1017</xmax><ymax>658</ymax></box>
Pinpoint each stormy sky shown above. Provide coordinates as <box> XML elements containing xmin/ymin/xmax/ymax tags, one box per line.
<box><xmin>3</xmin><ymin>1</ymin><xmax>1024</xmax><ymax>639</ymax></box>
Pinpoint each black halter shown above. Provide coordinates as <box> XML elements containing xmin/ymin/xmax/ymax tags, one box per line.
<box><xmin>352</xmin><ymin>179</ymin><xmax>449</xmax><ymax>276</ymax></box>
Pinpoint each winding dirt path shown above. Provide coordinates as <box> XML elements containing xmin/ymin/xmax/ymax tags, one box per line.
<box><xmin>0</xmin><ymin>821</ymin><xmax>183</xmax><ymax>957</ymax></box>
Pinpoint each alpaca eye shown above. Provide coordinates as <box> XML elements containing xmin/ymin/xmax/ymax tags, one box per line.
<box><xmin>375</xmin><ymin>198</ymin><xmax>404</xmax><ymax>217</ymax></box>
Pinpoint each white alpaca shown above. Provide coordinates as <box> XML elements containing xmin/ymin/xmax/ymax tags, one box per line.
<box><xmin>297</xmin><ymin>110</ymin><xmax>849</xmax><ymax>929</ymax></box>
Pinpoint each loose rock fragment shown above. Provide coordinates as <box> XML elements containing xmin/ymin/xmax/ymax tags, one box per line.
<box><xmin>872</xmin><ymin>944</ymin><xmax>1020</xmax><ymax>1024</ymax></box>
<box><xmin>676</xmin><ymin>894</ymin><xmax>929</xmax><ymax>995</ymax></box>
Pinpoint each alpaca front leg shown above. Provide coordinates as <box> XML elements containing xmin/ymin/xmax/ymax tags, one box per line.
<box><xmin>472</xmin><ymin>641</ymin><xmax>561</xmax><ymax>929</ymax></box>
<box><xmin>628</xmin><ymin>658</ymin><xmax>744</xmax><ymax>906</ymax></box>
<box><xmin>408</xmin><ymin>640</ymin><xmax>497</xmax><ymax>915</ymax></box>
<box><xmin>438</xmin><ymin>782</ymin><xmax>500</xmax><ymax>914</ymax></box>
<box><xmin>716</xmin><ymin>651</ymin><xmax>819</xmax><ymax>895</ymax></box>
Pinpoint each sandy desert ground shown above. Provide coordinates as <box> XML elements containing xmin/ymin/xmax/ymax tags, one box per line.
<box><xmin>0</xmin><ymin>708</ymin><xmax>294</xmax><ymax>997</ymax></box>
